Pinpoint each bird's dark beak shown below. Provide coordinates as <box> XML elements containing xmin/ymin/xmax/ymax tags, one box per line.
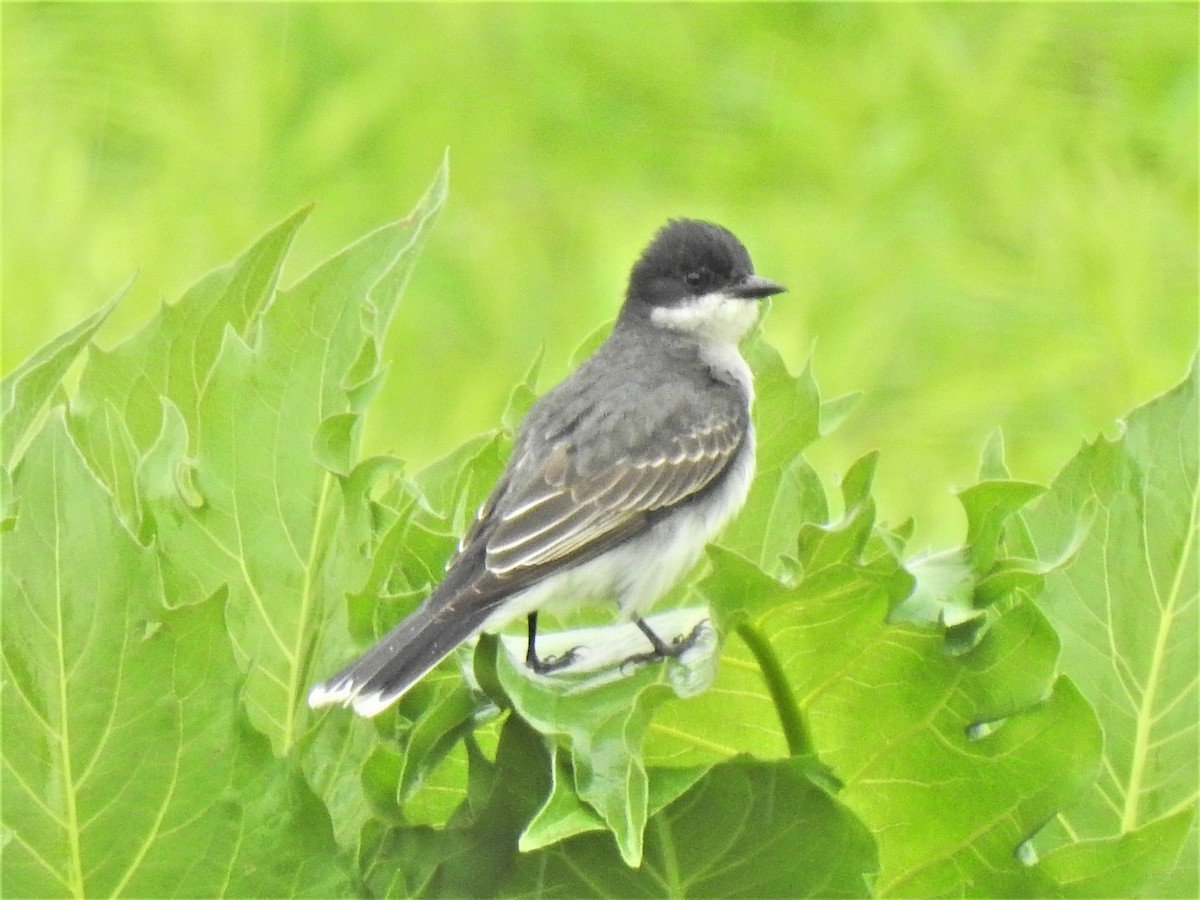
<box><xmin>730</xmin><ymin>274</ymin><xmax>787</xmax><ymax>300</ymax></box>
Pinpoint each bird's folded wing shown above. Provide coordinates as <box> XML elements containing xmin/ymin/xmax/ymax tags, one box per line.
<box><xmin>483</xmin><ymin>414</ymin><xmax>745</xmax><ymax>576</ymax></box>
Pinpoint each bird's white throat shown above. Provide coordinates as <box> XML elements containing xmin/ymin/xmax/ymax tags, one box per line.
<box><xmin>650</xmin><ymin>291</ymin><xmax>761</xmax><ymax>344</ymax></box>
<box><xmin>650</xmin><ymin>291</ymin><xmax>757</xmax><ymax>401</ymax></box>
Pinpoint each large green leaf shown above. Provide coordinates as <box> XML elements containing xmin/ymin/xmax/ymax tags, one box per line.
<box><xmin>502</xmin><ymin>754</ymin><xmax>878</xmax><ymax>898</ymax></box>
<box><xmin>64</xmin><ymin>159</ymin><xmax>448</xmax><ymax>757</ymax></box>
<box><xmin>1024</xmin><ymin>360</ymin><xmax>1198</xmax><ymax>896</ymax></box>
<box><xmin>699</xmin><ymin>454</ymin><xmax>1104</xmax><ymax>897</ymax></box>
<box><xmin>0</xmin><ymin>412</ymin><xmax>352</xmax><ymax>897</ymax></box>
<box><xmin>67</xmin><ymin>208</ymin><xmax>310</xmax><ymax>525</ymax></box>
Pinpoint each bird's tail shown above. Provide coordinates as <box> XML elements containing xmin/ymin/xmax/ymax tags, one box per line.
<box><xmin>307</xmin><ymin>547</ymin><xmax>506</xmax><ymax>716</ymax></box>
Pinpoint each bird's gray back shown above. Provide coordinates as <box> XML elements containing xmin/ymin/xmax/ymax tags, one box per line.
<box><xmin>511</xmin><ymin>324</ymin><xmax>749</xmax><ymax>482</ymax></box>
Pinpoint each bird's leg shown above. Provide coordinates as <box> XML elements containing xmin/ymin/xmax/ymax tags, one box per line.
<box><xmin>622</xmin><ymin>617</ymin><xmax>709</xmax><ymax>669</ymax></box>
<box><xmin>524</xmin><ymin>612</ymin><xmax>581</xmax><ymax>674</ymax></box>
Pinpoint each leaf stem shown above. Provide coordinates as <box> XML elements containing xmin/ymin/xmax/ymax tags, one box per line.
<box><xmin>737</xmin><ymin>622</ymin><xmax>812</xmax><ymax>756</ymax></box>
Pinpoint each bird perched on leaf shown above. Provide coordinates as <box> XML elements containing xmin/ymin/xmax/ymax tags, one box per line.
<box><xmin>309</xmin><ymin>219</ymin><xmax>785</xmax><ymax>716</ymax></box>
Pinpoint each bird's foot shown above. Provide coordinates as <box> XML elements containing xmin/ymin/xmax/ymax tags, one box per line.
<box><xmin>621</xmin><ymin>619</ymin><xmax>710</xmax><ymax>671</ymax></box>
<box><xmin>526</xmin><ymin>645</ymin><xmax>582</xmax><ymax>675</ymax></box>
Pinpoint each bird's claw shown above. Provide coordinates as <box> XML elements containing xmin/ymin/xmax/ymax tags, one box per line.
<box><xmin>527</xmin><ymin>645</ymin><xmax>582</xmax><ymax>675</ymax></box>
<box><xmin>621</xmin><ymin>619</ymin><xmax>710</xmax><ymax>672</ymax></box>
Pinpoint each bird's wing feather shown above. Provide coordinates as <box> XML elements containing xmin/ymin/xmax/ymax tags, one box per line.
<box><xmin>483</xmin><ymin>413</ymin><xmax>745</xmax><ymax>576</ymax></box>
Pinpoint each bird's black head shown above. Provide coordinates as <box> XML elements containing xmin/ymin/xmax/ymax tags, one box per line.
<box><xmin>624</xmin><ymin>219</ymin><xmax>785</xmax><ymax>310</ymax></box>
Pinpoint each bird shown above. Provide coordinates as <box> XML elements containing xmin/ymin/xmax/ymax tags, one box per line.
<box><xmin>308</xmin><ymin>219</ymin><xmax>785</xmax><ymax>716</ymax></box>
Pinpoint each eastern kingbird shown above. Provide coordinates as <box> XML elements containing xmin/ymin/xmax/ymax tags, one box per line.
<box><xmin>309</xmin><ymin>219</ymin><xmax>785</xmax><ymax>716</ymax></box>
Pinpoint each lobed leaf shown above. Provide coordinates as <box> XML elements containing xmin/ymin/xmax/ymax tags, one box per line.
<box><xmin>700</xmin><ymin>455</ymin><xmax>1104</xmax><ymax>897</ymax></box>
<box><xmin>1</xmin><ymin>286</ymin><xmax>122</xmax><ymax>471</ymax></box>
<box><xmin>502</xmin><ymin>754</ymin><xmax>878</xmax><ymax>898</ymax></box>
<box><xmin>66</xmin><ymin>160</ymin><xmax>446</xmax><ymax>758</ymax></box>
<box><xmin>0</xmin><ymin>412</ymin><xmax>352</xmax><ymax>897</ymax></box>
<box><xmin>1023</xmin><ymin>359</ymin><xmax>1198</xmax><ymax>896</ymax></box>
<box><xmin>494</xmin><ymin>608</ymin><xmax>719</xmax><ymax>867</ymax></box>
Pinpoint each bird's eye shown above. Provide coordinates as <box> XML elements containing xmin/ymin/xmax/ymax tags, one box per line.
<box><xmin>685</xmin><ymin>268</ymin><xmax>709</xmax><ymax>289</ymax></box>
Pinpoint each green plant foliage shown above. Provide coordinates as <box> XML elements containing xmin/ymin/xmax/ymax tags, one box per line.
<box><xmin>1023</xmin><ymin>360</ymin><xmax>1199</xmax><ymax>897</ymax></box>
<box><xmin>1</xmin><ymin>411</ymin><xmax>354</xmax><ymax>897</ymax></box>
<box><xmin>2</xmin><ymin>167</ymin><xmax>1195</xmax><ymax>897</ymax></box>
<box><xmin>697</xmin><ymin>457</ymin><xmax>1105</xmax><ymax>897</ymax></box>
<box><xmin>502</xmin><ymin>752</ymin><xmax>879</xmax><ymax>898</ymax></box>
<box><xmin>0</xmin><ymin>288</ymin><xmax>122</xmax><ymax>473</ymax></box>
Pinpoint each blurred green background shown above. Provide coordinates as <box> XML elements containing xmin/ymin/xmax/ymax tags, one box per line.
<box><xmin>4</xmin><ymin>3</ymin><xmax>1196</xmax><ymax>546</ymax></box>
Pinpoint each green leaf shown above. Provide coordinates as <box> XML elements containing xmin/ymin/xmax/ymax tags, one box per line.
<box><xmin>393</xmin><ymin>671</ymin><xmax>486</xmax><ymax>823</ymax></box>
<box><xmin>700</xmin><ymin>454</ymin><xmax>1104</xmax><ymax>896</ymax></box>
<box><xmin>501</xmin><ymin>349</ymin><xmax>544</xmax><ymax>433</ymax></box>
<box><xmin>720</xmin><ymin>336</ymin><xmax>827</xmax><ymax>574</ymax></box>
<box><xmin>314</xmin><ymin>412</ymin><xmax>361</xmax><ymax>476</ymax></box>
<box><xmin>70</xmin><ymin>162</ymin><xmax>447</xmax><ymax>757</ymax></box>
<box><xmin>0</xmin><ymin>412</ymin><xmax>353</xmax><ymax>897</ymax></box>
<box><xmin>819</xmin><ymin>390</ymin><xmax>862</xmax><ymax>437</ymax></box>
<box><xmin>979</xmin><ymin>427</ymin><xmax>1013</xmax><ymax>480</ymax></box>
<box><xmin>567</xmin><ymin>321</ymin><xmax>612</xmax><ymax>368</ymax></box>
<box><xmin>788</xmin><ymin>586</ymin><xmax>1100</xmax><ymax>895</ymax></box>
<box><xmin>895</xmin><ymin>471</ymin><xmax>1068</xmax><ymax>651</ymax></box>
<box><xmin>796</xmin><ymin>451</ymin><xmax>883</xmax><ymax>574</ymax></box>
<box><xmin>1038</xmin><ymin>805</ymin><xmax>1197</xmax><ymax>898</ymax></box>
<box><xmin>502</xmin><ymin>754</ymin><xmax>878</xmax><ymax>898</ymax></box>
<box><xmin>69</xmin><ymin>207</ymin><xmax>311</xmax><ymax>472</ymax></box>
<box><xmin>361</xmin><ymin>715</ymin><xmax>554</xmax><ymax>899</ymax></box>
<box><xmin>1024</xmin><ymin>359</ymin><xmax>1199</xmax><ymax>896</ymax></box>
<box><xmin>518</xmin><ymin>747</ymin><xmax>607</xmax><ymax>852</ymax></box>
<box><xmin>959</xmin><ymin>479</ymin><xmax>1047</xmax><ymax>573</ymax></box>
<box><xmin>493</xmin><ymin>608</ymin><xmax>719</xmax><ymax>867</ymax></box>
<box><xmin>701</xmin><ymin>544</ymin><xmax>790</xmax><ymax>627</ymax></box>
<box><xmin>1</xmin><ymin>285</ymin><xmax>122</xmax><ymax>471</ymax></box>
<box><xmin>413</xmin><ymin>432</ymin><xmax>508</xmax><ymax>539</ymax></box>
